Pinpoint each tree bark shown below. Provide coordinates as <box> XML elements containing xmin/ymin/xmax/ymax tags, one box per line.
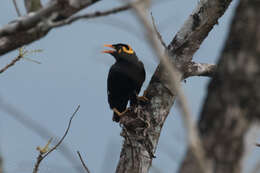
<box><xmin>115</xmin><ymin>0</ymin><xmax>232</xmax><ymax>173</ymax></box>
<box><xmin>179</xmin><ymin>0</ymin><xmax>260</xmax><ymax>173</ymax></box>
<box><xmin>0</xmin><ymin>0</ymin><xmax>99</xmax><ymax>55</ymax></box>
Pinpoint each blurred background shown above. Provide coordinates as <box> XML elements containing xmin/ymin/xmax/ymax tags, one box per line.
<box><xmin>0</xmin><ymin>0</ymin><xmax>250</xmax><ymax>173</ymax></box>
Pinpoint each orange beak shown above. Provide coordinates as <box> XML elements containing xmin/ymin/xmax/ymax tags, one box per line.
<box><xmin>102</xmin><ymin>44</ymin><xmax>116</xmax><ymax>54</ymax></box>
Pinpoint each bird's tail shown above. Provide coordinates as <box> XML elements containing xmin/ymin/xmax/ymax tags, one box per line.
<box><xmin>113</xmin><ymin>112</ymin><xmax>120</xmax><ymax>122</ymax></box>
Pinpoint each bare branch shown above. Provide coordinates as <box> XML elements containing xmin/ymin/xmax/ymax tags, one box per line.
<box><xmin>116</xmin><ymin>0</ymin><xmax>232</xmax><ymax>172</ymax></box>
<box><xmin>43</xmin><ymin>105</ymin><xmax>80</xmax><ymax>159</ymax></box>
<box><xmin>49</xmin><ymin>1</ymin><xmax>138</xmax><ymax>28</ymax></box>
<box><xmin>77</xmin><ymin>151</ymin><xmax>91</xmax><ymax>173</ymax></box>
<box><xmin>167</xmin><ymin>0</ymin><xmax>232</xmax><ymax>63</ymax></box>
<box><xmin>131</xmin><ymin>2</ymin><xmax>207</xmax><ymax>173</ymax></box>
<box><xmin>0</xmin><ymin>0</ymin><xmax>100</xmax><ymax>56</ymax></box>
<box><xmin>12</xmin><ymin>0</ymin><xmax>22</xmax><ymax>16</ymax></box>
<box><xmin>0</xmin><ymin>97</ymin><xmax>82</xmax><ymax>172</ymax></box>
<box><xmin>184</xmin><ymin>62</ymin><xmax>217</xmax><ymax>78</ymax></box>
<box><xmin>0</xmin><ymin>53</ymin><xmax>23</xmax><ymax>74</ymax></box>
<box><xmin>33</xmin><ymin>105</ymin><xmax>80</xmax><ymax>173</ymax></box>
<box><xmin>150</xmin><ymin>13</ymin><xmax>167</xmax><ymax>49</ymax></box>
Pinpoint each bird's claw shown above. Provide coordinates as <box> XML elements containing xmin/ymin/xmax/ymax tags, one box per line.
<box><xmin>113</xmin><ymin>108</ymin><xmax>130</xmax><ymax>117</ymax></box>
<box><xmin>137</xmin><ymin>95</ymin><xmax>149</xmax><ymax>102</ymax></box>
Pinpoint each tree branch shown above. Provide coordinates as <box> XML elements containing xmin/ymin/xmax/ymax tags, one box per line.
<box><xmin>0</xmin><ymin>97</ymin><xmax>81</xmax><ymax>172</ymax></box>
<box><xmin>132</xmin><ymin>2</ymin><xmax>208</xmax><ymax>172</ymax></box>
<box><xmin>49</xmin><ymin>1</ymin><xmax>139</xmax><ymax>28</ymax></box>
<box><xmin>77</xmin><ymin>151</ymin><xmax>91</xmax><ymax>173</ymax></box>
<box><xmin>115</xmin><ymin>0</ymin><xmax>232</xmax><ymax>172</ymax></box>
<box><xmin>0</xmin><ymin>51</ymin><xmax>23</xmax><ymax>74</ymax></box>
<box><xmin>33</xmin><ymin>105</ymin><xmax>80</xmax><ymax>173</ymax></box>
<box><xmin>0</xmin><ymin>0</ymin><xmax>100</xmax><ymax>56</ymax></box>
<box><xmin>184</xmin><ymin>62</ymin><xmax>217</xmax><ymax>78</ymax></box>
<box><xmin>179</xmin><ymin>0</ymin><xmax>260</xmax><ymax>172</ymax></box>
<box><xmin>167</xmin><ymin>0</ymin><xmax>232</xmax><ymax>63</ymax></box>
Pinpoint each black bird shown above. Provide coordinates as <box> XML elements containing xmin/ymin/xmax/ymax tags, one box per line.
<box><xmin>102</xmin><ymin>43</ymin><xmax>147</xmax><ymax>122</ymax></box>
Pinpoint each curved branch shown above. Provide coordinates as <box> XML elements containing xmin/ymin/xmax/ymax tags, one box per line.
<box><xmin>33</xmin><ymin>105</ymin><xmax>80</xmax><ymax>173</ymax></box>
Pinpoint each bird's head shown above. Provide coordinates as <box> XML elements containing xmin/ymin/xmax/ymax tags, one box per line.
<box><xmin>102</xmin><ymin>43</ymin><xmax>138</xmax><ymax>62</ymax></box>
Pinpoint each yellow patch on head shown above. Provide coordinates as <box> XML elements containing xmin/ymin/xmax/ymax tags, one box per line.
<box><xmin>122</xmin><ymin>45</ymin><xmax>134</xmax><ymax>54</ymax></box>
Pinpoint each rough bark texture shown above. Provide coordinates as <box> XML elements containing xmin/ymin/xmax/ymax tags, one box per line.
<box><xmin>115</xmin><ymin>0</ymin><xmax>232</xmax><ymax>173</ymax></box>
<box><xmin>179</xmin><ymin>0</ymin><xmax>260</xmax><ymax>173</ymax></box>
<box><xmin>0</xmin><ymin>0</ymin><xmax>99</xmax><ymax>55</ymax></box>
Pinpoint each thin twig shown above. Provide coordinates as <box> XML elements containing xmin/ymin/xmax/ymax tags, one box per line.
<box><xmin>77</xmin><ymin>151</ymin><xmax>91</xmax><ymax>173</ymax></box>
<box><xmin>150</xmin><ymin>12</ymin><xmax>167</xmax><ymax>49</ymax></box>
<box><xmin>12</xmin><ymin>0</ymin><xmax>22</xmax><ymax>16</ymax></box>
<box><xmin>0</xmin><ymin>97</ymin><xmax>81</xmax><ymax>172</ymax></box>
<box><xmin>43</xmin><ymin>105</ymin><xmax>80</xmax><ymax>159</ymax></box>
<box><xmin>131</xmin><ymin>2</ymin><xmax>207</xmax><ymax>173</ymax></box>
<box><xmin>33</xmin><ymin>105</ymin><xmax>80</xmax><ymax>173</ymax></box>
<box><xmin>0</xmin><ymin>54</ymin><xmax>23</xmax><ymax>74</ymax></box>
<box><xmin>50</xmin><ymin>1</ymin><xmax>141</xmax><ymax>28</ymax></box>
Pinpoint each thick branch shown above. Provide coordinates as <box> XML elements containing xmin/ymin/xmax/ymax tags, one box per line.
<box><xmin>115</xmin><ymin>0</ymin><xmax>232</xmax><ymax>173</ymax></box>
<box><xmin>184</xmin><ymin>62</ymin><xmax>217</xmax><ymax>78</ymax></box>
<box><xmin>168</xmin><ymin>0</ymin><xmax>232</xmax><ymax>63</ymax></box>
<box><xmin>179</xmin><ymin>0</ymin><xmax>260</xmax><ymax>173</ymax></box>
<box><xmin>0</xmin><ymin>0</ymin><xmax>99</xmax><ymax>55</ymax></box>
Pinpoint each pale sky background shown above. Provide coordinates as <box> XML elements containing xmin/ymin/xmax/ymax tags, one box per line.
<box><xmin>1</xmin><ymin>0</ymin><xmax>259</xmax><ymax>173</ymax></box>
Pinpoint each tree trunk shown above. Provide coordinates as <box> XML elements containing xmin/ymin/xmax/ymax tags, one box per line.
<box><xmin>115</xmin><ymin>0</ymin><xmax>233</xmax><ymax>172</ymax></box>
<box><xmin>179</xmin><ymin>0</ymin><xmax>260</xmax><ymax>173</ymax></box>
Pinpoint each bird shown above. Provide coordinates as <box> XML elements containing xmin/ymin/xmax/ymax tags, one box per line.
<box><xmin>102</xmin><ymin>43</ymin><xmax>147</xmax><ymax>122</ymax></box>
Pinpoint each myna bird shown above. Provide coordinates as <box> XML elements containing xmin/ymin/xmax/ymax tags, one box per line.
<box><xmin>102</xmin><ymin>43</ymin><xmax>147</xmax><ymax>122</ymax></box>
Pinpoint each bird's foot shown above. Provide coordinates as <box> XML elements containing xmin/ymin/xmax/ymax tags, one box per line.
<box><xmin>137</xmin><ymin>95</ymin><xmax>149</xmax><ymax>102</ymax></box>
<box><xmin>113</xmin><ymin>108</ymin><xmax>130</xmax><ymax>117</ymax></box>
<box><xmin>137</xmin><ymin>90</ymin><xmax>149</xmax><ymax>104</ymax></box>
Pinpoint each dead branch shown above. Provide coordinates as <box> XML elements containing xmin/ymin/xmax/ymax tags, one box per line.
<box><xmin>183</xmin><ymin>62</ymin><xmax>217</xmax><ymax>78</ymax></box>
<box><xmin>179</xmin><ymin>0</ymin><xmax>260</xmax><ymax>172</ymax></box>
<box><xmin>132</xmin><ymin>1</ymin><xmax>207</xmax><ymax>173</ymax></box>
<box><xmin>0</xmin><ymin>53</ymin><xmax>23</xmax><ymax>74</ymax></box>
<box><xmin>49</xmin><ymin>1</ymin><xmax>141</xmax><ymax>28</ymax></box>
<box><xmin>0</xmin><ymin>0</ymin><xmax>141</xmax><ymax>56</ymax></box>
<box><xmin>33</xmin><ymin>105</ymin><xmax>80</xmax><ymax>173</ymax></box>
<box><xmin>0</xmin><ymin>0</ymin><xmax>100</xmax><ymax>55</ymax></box>
<box><xmin>0</xmin><ymin>96</ymin><xmax>81</xmax><ymax>172</ymax></box>
<box><xmin>77</xmin><ymin>151</ymin><xmax>91</xmax><ymax>173</ymax></box>
<box><xmin>115</xmin><ymin>0</ymin><xmax>232</xmax><ymax>172</ymax></box>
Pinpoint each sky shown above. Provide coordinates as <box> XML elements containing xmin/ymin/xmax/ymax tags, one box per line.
<box><xmin>1</xmin><ymin>0</ymin><xmax>256</xmax><ymax>173</ymax></box>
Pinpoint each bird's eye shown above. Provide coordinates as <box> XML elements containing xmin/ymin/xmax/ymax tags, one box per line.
<box><xmin>122</xmin><ymin>46</ymin><xmax>134</xmax><ymax>54</ymax></box>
